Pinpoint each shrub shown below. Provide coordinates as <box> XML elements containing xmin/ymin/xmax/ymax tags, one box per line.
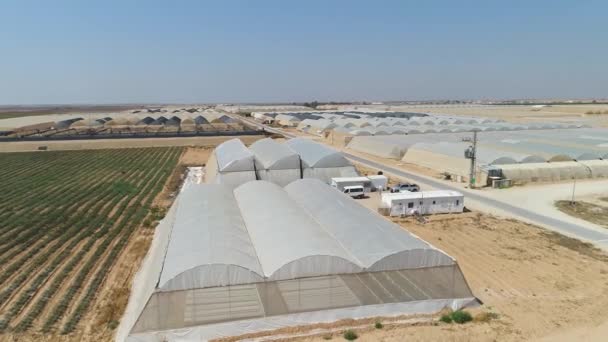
<box><xmin>108</xmin><ymin>319</ymin><xmax>119</xmax><ymax>330</ymax></box>
<box><xmin>374</xmin><ymin>321</ymin><xmax>383</xmax><ymax>329</ymax></box>
<box><xmin>474</xmin><ymin>311</ymin><xmax>499</xmax><ymax>322</ymax></box>
<box><xmin>343</xmin><ymin>329</ymin><xmax>358</xmax><ymax>340</ymax></box>
<box><xmin>451</xmin><ymin>310</ymin><xmax>473</xmax><ymax>324</ymax></box>
<box><xmin>439</xmin><ymin>314</ymin><xmax>453</xmax><ymax>323</ymax></box>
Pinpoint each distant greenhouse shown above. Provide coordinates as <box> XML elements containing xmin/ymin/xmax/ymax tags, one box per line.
<box><xmin>137</xmin><ymin>116</ymin><xmax>155</xmax><ymax>125</ymax></box>
<box><xmin>150</xmin><ymin>116</ymin><xmax>168</xmax><ymax>125</ymax></box>
<box><xmin>193</xmin><ymin>115</ymin><xmax>209</xmax><ymax>125</ymax></box>
<box><xmin>165</xmin><ymin>116</ymin><xmax>181</xmax><ymax>126</ymax></box>
<box><xmin>55</xmin><ymin>118</ymin><xmax>83</xmax><ymax>129</ymax></box>
<box><xmin>346</xmin><ymin>128</ymin><xmax>608</xmax><ymax>184</ymax></box>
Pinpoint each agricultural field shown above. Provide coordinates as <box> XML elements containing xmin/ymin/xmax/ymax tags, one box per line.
<box><xmin>0</xmin><ymin>147</ymin><xmax>182</xmax><ymax>340</ymax></box>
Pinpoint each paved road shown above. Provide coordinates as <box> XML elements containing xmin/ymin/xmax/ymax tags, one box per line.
<box><xmin>238</xmin><ymin>117</ymin><xmax>298</xmax><ymax>138</ymax></box>
<box><xmin>243</xmin><ymin>118</ymin><xmax>608</xmax><ymax>249</ymax></box>
<box><xmin>345</xmin><ymin>152</ymin><xmax>608</xmax><ymax>248</ymax></box>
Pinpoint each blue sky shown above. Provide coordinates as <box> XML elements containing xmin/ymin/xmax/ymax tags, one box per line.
<box><xmin>0</xmin><ymin>0</ymin><xmax>606</xmax><ymax>104</ymax></box>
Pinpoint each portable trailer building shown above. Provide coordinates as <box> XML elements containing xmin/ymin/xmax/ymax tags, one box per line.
<box><xmin>330</xmin><ymin>176</ymin><xmax>372</xmax><ymax>192</ymax></box>
<box><xmin>381</xmin><ymin>191</ymin><xmax>464</xmax><ymax>217</ymax></box>
<box><xmin>249</xmin><ymin>138</ymin><xmax>301</xmax><ymax>186</ymax></box>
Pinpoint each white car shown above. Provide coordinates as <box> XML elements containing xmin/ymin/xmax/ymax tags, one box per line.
<box><xmin>390</xmin><ymin>183</ymin><xmax>420</xmax><ymax>193</ymax></box>
<box><xmin>343</xmin><ymin>185</ymin><xmax>365</xmax><ymax>199</ymax></box>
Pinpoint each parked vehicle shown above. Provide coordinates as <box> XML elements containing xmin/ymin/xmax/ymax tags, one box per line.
<box><xmin>343</xmin><ymin>185</ymin><xmax>365</xmax><ymax>199</ymax></box>
<box><xmin>390</xmin><ymin>182</ymin><xmax>420</xmax><ymax>193</ymax></box>
<box><xmin>331</xmin><ymin>177</ymin><xmax>372</xmax><ymax>193</ymax></box>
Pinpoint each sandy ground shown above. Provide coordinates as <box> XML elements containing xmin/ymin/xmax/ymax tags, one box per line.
<box><xmin>178</xmin><ymin>146</ymin><xmax>212</xmax><ymax>165</ymax></box>
<box><xmin>0</xmin><ymin>135</ymin><xmax>263</xmax><ymax>153</ymax></box>
<box><xmin>554</xmin><ymin>196</ymin><xmax>608</xmax><ymax>229</ymax></box>
<box><xmin>478</xmin><ymin>180</ymin><xmax>608</xmax><ymax>234</ymax></box>
<box><xmin>228</xmin><ymin>212</ymin><xmax>608</xmax><ymax>342</ymax></box>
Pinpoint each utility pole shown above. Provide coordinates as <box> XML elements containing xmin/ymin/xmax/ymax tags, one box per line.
<box><xmin>464</xmin><ymin>130</ymin><xmax>478</xmax><ymax>189</ymax></box>
<box><xmin>571</xmin><ymin>176</ymin><xmax>577</xmax><ymax>205</ymax></box>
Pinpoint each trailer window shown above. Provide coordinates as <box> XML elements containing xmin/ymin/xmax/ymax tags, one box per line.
<box><xmin>408</xmin><ymin>202</ymin><xmax>414</xmax><ymax>208</ymax></box>
<box><xmin>432</xmin><ymin>200</ymin><xmax>436</xmax><ymax>204</ymax></box>
<box><xmin>456</xmin><ymin>200</ymin><xmax>460</xmax><ymax>205</ymax></box>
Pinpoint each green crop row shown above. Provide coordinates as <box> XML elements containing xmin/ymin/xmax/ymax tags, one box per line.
<box><xmin>0</xmin><ymin>147</ymin><xmax>183</xmax><ymax>333</ymax></box>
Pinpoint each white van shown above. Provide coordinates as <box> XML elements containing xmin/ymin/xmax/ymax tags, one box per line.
<box><xmin>343</xmin><ymin>185</ymin><xmax>365</xmax><ymax>199</ymax></box>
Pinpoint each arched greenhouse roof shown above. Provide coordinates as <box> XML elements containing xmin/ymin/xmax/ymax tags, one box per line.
<box><xmin>156</xmin><ymin>180</ymin><xmax>455</xmax><ymax>292</ymax></box>
<box><xmin>285</xmin><ymin>179</ymin><xmax>454</xmax><ymax>271</ymax></box>
<box><xmin>214</xmin><ymin>138</ymin><xmax>255</xmax><ymax>172</ymax></box>
<box><xmin>234</xmin><ymin>181</ymin><xmax>362</xmax><ymax>281</ymax></box>
<box><xmin>158</xmin><ymin>184</ymin><xmax>264</xmax><ymax>291</ymax></box>
<box><xmin>349</xmin><ymin>129</ymin><xmax>373</xmax><ymax>136</ymax></box>
<box><xmin>249</xmin><ymin>138</ymin><xmax>300</xmax><ymax>170</ymax></box>
<box><xmin>490</xmin><ymin>157</ymin><xmax>519</xmax><ymax>165</ymax></box>
<box><xmin>576</xmin><ymin>152</ymin><xmax>601</xmax><ymax>161</ymax></box>
<box><xmin>521</xmin><ymin>155</ymin><xmax>547</xmax><ymax>163</ymax></box>
<box><xmin>285</xmin><ymin>138</ymin><xmax>351</xmax><ymax>168</ymax></box>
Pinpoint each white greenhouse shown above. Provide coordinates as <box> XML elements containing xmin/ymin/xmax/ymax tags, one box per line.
<box><xmin>285</xmin><ymin>138</ymin><xmax>358</xmax><ymax>182</ymax></box>
<box><xmin>249</xmin><ymin>138</ymin><xmax>302</xmax><ymax>186</ymax></box>
<box><xmin>205</xmin><ymin>138</ymin><xmax>256</xmax><ymax>189</ymax></box>
<box><xmin>122</xmin><ymin>179</ymin><xmax>476</xmax><ymax>341</ymax></box>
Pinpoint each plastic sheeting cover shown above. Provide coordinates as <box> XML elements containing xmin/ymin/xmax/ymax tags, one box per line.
<box><xmin>249</xmin><ymin>138</ymin><xmax>301</xmax><ymax>170</ymax></box>
<box><xmin>285</xmin><ymin>138</ymin><xmax>352</xmax><ymax>168</ymax></box>
<box><xmin>234</xmin><ymin>181</ymin><xmax>361</xmax><ymax>280</ymax></box>
<box><xmin>285</xmin><ymin>179</ymin><xmax>454</xmax><ymax>271</ymax></box>
<box><xmin>158</xmin><ymin>185</ymin><xmax>263</xmax><ymax>291</ymax></box>
<box><xmin>214</xmin><ymin>138</ymin><xmax>255</xmax><ymax>172</ymax></box>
